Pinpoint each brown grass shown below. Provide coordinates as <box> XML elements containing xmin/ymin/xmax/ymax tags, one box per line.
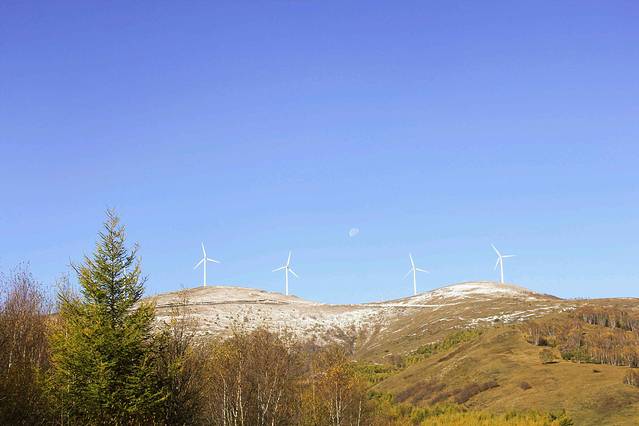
<box><xmin>370</xmin><ymin>326</ymin><xmax>639</xmax><ymax>425</ymax></box>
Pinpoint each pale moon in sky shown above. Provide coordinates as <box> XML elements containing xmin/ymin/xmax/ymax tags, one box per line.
<box><xmin>348</xmin><ymin>227</ymin><xmax>360</xmax><ymax>238</ymax></box>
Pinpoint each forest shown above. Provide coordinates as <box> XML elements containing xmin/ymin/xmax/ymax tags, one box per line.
<box><xmin>522</xmin><ymin>306</ymin><xmax>639</xmax><ymax>371</ymax></box>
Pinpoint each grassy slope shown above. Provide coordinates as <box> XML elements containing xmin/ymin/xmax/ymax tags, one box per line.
<box><xmin>355</xmin><ymin>289</ymin><xmax>567</xmax><ymax>363</ymax></box>
<box><xmin>362</xmin><ymin>325</ymin><xmax>639</xmax><ymax>425</ymax></box>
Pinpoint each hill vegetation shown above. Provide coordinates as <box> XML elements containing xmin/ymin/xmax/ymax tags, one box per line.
<box><xmin>522</xmin><ymin>306</ymin><xmax>639</xmax><ymax>366</ymax></box>
<box><xmin>1</xmin><ymin>212</ymin><xmax>638</xmax><ymax>424</ymax></box>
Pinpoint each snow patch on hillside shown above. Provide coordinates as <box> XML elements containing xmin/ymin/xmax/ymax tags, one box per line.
<box><xmin>149</xmin><ymin>281</ymin><xmax>561</xmax><ymax>343</ymax></box>
<box><xmin>394</xmin><ymin>281</ymin><xmax>547</xmax><ymax>306</ymax></box>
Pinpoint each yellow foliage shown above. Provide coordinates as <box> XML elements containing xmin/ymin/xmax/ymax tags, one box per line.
<box><xmin>418</xmin><ymin>410</ymin><xmax>572</xmax><ymax>426</ymax></box>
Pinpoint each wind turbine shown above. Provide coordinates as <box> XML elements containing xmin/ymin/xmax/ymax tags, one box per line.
<box><xmin>193</xmin><ymin>242</ymin><xmax>220</xmax><ymax>287</ymax></box>
<box><xmin>272</xmin><ymin>251</ymin><xmax>298</xmax><ymax>296</ymax></box>
<box><xmin>491</xmin><ymin>244</ymin><xmax>515</xmax><ymax>284</ymax></box>
<box><xmin>404</xmin><ymin>253</ymin><xmax>429</xmax><ymax>295</ymax></box>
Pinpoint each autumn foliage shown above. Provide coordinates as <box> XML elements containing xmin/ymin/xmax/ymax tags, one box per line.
<box><xmin>522</xmin><ymin>306</ymin><xmax>639</xmax><ymax>368</ymax></box>
<box><xmin>0</xmin><ymin>266</ymin><xmax>52</xmax><ymax>424</ymax></box>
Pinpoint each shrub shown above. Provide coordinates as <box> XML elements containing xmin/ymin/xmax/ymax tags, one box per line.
<box><xmin>352</xmin><ymin>362</ymin><xmax>399</xmax><ymax>386</ymax></box>
<box><xmin>540</xmin><ymin>348</ymin><xmax>557</xmax><ymax>364</ymax></box>
<box><xmin>454</xmin><ymin>380</ymin><xmax>498</xmax><ymax>404</ymax></box>
<box><xmin>519</xmin><ymin>381</ymin><xmax>532</xmax><ymax>390</ymax></box>
<box><xmin>430</xmin><ymin>391</ymin><xmax>453</xmax><ymax>404</ymax></box>
<box><xmin>394</xmin><ymin>380</ymin><xmax>445</xmax><ymax>403</ymax></box>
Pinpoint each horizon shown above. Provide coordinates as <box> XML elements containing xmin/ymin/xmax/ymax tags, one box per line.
<box><xmin>2</xmin><ymin>1</ymin><xmax>638</xmax><ymax>304</ymax></box>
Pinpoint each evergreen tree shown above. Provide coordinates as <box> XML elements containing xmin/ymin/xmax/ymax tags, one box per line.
<box><xmin>49</xmin><ymin>211</ymin><xmax>165</xmax><ymax>424</ymax></box>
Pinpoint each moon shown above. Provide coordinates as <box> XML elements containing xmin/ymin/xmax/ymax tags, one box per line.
<box><xmin>348</xmin><ymin>227</ymin><xmax>360</xmax><ymax>238</ymax></box>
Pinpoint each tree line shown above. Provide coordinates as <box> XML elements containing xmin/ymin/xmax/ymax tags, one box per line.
<box><xmin>522</xmin><ymin>306</ymin><xmax>639</xmax><ymax>368</ymax></box>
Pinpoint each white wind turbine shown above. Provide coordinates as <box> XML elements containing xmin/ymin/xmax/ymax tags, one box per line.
<box><xmin>404</xmin><ymin>253</ymin><xmax>429</xmax><ymax>295</ymax></box>
<box><xmin>492</xmin><ymin>244</ymin><xmax>515</xmax><ymax>284</ymax></box>
<box><xmin>193</xmin><ymin>242</ymin><xmax>220</xmax><ymax>287</ymax></box>
<box><xmin>272</xmin><ymin>251</ymin><xmax>298</xmax><ymax>296</ymax></box>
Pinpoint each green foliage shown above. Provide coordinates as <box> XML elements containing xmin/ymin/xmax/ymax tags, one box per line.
<box><xmin>367</xmin><ymin>393</ymin><xmax>572</xmax><ymax>426</ymax></box>
<box><xmin>404</xmin><ymin>328</ymin><xmax>483</xmax><ymax>366</ymax></box>
<box><xmin>417</xmin><ymin>409</ymin><xmax>573</xmax><ymax>426</ymax></box>
<box><xmin>352</xmin><ymin>361</ymin><xmax>400</xmax><ymax>386</ymax></box>
<box><xmin>368</xmin><ymin>392</ymin><xmax>462</xmax><ymax>425</ymax></box>
<box><xmin>48</xmin><ymin>211</ymin><xmax>165</xmax><ymax>424</ymax></box>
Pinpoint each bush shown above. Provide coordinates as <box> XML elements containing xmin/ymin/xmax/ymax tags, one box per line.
<box><xmin>519</xmin><ymin>381</ymin><xmax>532</xmax><ymax>390</ymax></box>
<box><xmin>540</xmin><ymin>348</ymin><xmax>557</xmax><ymax>364</ymax></box>
<box><xmin>352</xmin><ymin>362</ymin><xmax>399</xmax><ymax>386</ymax></box>
<box><xmin>394</xmin><ymin>380</ymin><xmax>445</xmax><ymax>403</ymax></box>
<box><xmin>454</xmin><ymin>380</ymin><xmax>499</xmax><ymax>404</ymax></box>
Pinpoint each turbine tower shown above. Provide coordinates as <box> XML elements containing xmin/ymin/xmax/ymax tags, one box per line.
<box><xmin>492</xmin><ymin>244</ymin><xmax>515</xmax><ymax>284</ymax></box>
<box><xmin>404</xmin><ymin>253</ymin><xmax>429</xmax><ymax>295</ymax></box>
<box><xmin>193</xmin><ymin>242</ymin><xmax>220</xmax><ymax>287</ymax></box>
<box><xmin>272</xmin><ymin>251</ymin><xmax>298</xmax><ymax>296</ymax></box>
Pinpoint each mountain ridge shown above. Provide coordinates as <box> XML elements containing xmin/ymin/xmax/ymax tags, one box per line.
<box><xmin>147</xmin><ymin>281</ymin><xmax>569</xmax><ymax>345</ymax></box>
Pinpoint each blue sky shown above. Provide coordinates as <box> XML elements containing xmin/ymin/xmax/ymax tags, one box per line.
<box><xmin>1</xmin><ymin>1</ymin><xmax>638</xmax><ymax>303</ymax></box>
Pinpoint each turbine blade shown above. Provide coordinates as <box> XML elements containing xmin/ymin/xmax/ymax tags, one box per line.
<box><xmin>207</xmin><ymin>258</ymin><xmax>220</xmax><ymax>263</ymax></box>
<box><xmin>491</xmin><ymin>244</ymin><xmax>501</xmax><ymax>256</ymax></box>
<box><xmin>193</xmin><ymin>258</ymin><xmax>204</xmax><ymax>269</ymax></box>
<box><xmin>272</xmin><ymin>266</ymin><xmax>285</xmax><ymax>272</ymax></box>
<box><xmin>289</xmin><ymin>269</ymin><xmax>299</xmax><ymax>278</ymax></box>
<box><xmin>287</xmin><ymin>251</ymin><xmax>292</xmax><ymax>266</ymax></box>
<box><xmin>409</xmin><ymin>253</ymin><xmax>414</xmax><ymax>267</ymax></box>
<box><xmin>502</xmin><ymin>255</ymin><xmax>515</xmax><ymax>258</ymax></box>
<box><xmin>494</xmin><ymin>258</ymin><xmax>500</xmax><ymax>270</ymax></box>
<box><xmin>404</xmin><ymin>269</ymin><xmax>413</xmax><ymax>279</ymax></box>
<box><xmin>416</xmin><ymin>268</ymin><xmax>429</xmax><ymax>273</ymax></box>
<box><xmin>201</xmin><ymin>242</ymin><xmax>206</xmax><ymax>257</ymax></box>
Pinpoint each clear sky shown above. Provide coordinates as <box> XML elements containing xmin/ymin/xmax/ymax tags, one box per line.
<box><xmin>1</xmin><ymin>1</ymin><xmax>638</xmax><ymax>303</ymax></box>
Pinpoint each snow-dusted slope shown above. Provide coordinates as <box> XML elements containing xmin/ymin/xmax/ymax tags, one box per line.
<box><xmin>148</xmin><ymin>282</ymin><xmax>565</xmax><ymax>344</ymax></box>
<box><xmin>150</xmin><ymin>286</ymin><xmax>393</xmax><ymax>342</ymax></box>
<box><xmin>383</xmin><ymin>281</ymin><xmax>556</xmax><ymax>306</ymax></box>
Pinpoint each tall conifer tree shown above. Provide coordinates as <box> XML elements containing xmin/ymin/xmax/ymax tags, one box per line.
<box><xmin>50</xmin><ymin>211</ymin><xmax>164</xmax><ymax>424</ymax></box>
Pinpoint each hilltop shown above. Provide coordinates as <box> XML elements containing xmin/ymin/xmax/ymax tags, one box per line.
<box><xmin>148</xmin><ymin>281</ymin><xmax>567</xmax><ymax>345</ymax></box>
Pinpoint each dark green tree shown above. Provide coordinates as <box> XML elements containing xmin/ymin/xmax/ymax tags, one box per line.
<box><xmin>49</xmin><ymin>211</ymin><xmax>165</xmax><ymax>424</ymax></box>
